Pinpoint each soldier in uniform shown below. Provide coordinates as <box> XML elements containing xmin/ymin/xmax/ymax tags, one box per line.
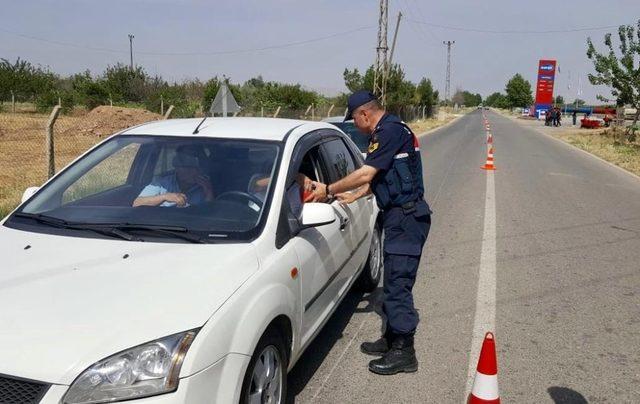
<box><xmin>310</xmin><ymin>91</ymin><xmax>431</xmax><ymax>375</ymax></box>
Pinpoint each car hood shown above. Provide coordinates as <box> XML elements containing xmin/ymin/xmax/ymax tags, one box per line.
<box><xmin>0</xmin><ymin>227</ymin><xmax>259</xmax><ymax>385</ymax></box>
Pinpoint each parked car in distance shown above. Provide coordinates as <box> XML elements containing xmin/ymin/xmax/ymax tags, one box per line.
<box><xmin>323</xmin><ymin>116</ymin><xmax>370</xmax><ymax>155</ymax></box>
<box><xmin>0</xmin><ymin>117</ymin><xmax>382</xmax><ymax>404</ymax></box>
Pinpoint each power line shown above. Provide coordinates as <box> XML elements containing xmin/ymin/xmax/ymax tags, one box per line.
<box><xmin>406</xmin><ymin>19</ymin><xmax>624</xmax><ymax>34</ymax></box>
<box><xmin>0</xmin><ymin>26</ymin><xmax>375</xmax><ymax>56</ymax></box>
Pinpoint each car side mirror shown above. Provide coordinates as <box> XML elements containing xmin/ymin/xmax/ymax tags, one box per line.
<box><xmin>21</xmin><ymin>187</ymin><xmax>39</xmax><ymax>203</ymax></box>
<box><xmin>301</xmin><ymin>203</ymin><xmax>336</xmax><ymax>228</ymax></box>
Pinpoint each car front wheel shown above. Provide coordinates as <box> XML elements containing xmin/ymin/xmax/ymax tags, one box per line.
<box><xmin>356</xmin><ymin>222</ymin><xmax>383</xmax><ymax>292</ymax></box>
<box><xmin>240</xmin><ymin>328</ymin><xmax>287</xmax><ymax>404</ymax></box>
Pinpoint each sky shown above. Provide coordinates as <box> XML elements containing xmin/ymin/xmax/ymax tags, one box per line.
<box><xmin>1</xmin><ymin>0</ymin><xmax>639</xmax><ymax>103</ymax></box>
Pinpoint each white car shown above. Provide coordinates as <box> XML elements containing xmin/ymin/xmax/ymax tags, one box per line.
<box><xmin>0</xmin><ymin>117</ymin><xmax>382</xmax><ymax>404</ymax></box>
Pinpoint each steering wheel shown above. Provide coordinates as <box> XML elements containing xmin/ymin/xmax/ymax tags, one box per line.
<box><xmin>216</xmin><ymin>191</ymin><xmax>264</xmax><ymax>209</ymax></box>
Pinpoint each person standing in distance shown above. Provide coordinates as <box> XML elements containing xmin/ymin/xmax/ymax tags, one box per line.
<box><xmin>309</xmin><ymin>90</ymin><xmax>431</xmax><ymax>375</ymax></box>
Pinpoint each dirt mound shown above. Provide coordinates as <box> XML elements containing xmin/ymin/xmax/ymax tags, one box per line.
<box><xmin>65</xmin><ymin>106</ymin><xmax>162</xmax><ymax>138</ymax></box>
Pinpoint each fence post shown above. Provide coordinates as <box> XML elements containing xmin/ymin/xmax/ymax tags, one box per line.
<box><xmin>327</xmin><ymin>104</ymin><xmax>335</xmax><ymax>117</ymax></box>
<box><xmin>422</xmin><ymin>105</ymin><xmax>426</xmax><ymax>120</ymax></box>
<box><xmin>163</xmin><ymin>105</ymin><xmax>174</xmax><ymax>119</ymax></box>
<box><xmin>311</xmin><ymin>104</ymin><xmax>315</xmax><ymax>121</ymax></box>
<box><xmin>160</xmin><ymin>95</ymin><xmax>164</xmax><ymax>116</ymax></box>
<box><xmin>304</xmin><ymin>104</ymin><xmax>312</xmax><ymax>118</ymax></box>
<box><xmin>273</xmin><ymin>106</ymin><xmax>281</xmax><ymax>118</ymax></box>
<box><xmin>261</xmin><ymin>106</ymin><xmax>264</xmax><ymax>117</ymax></box>
<box><xmin>46</xmin><ymin>105</ymin><xmax>62</xmax><ymax>178</ymax></box>
<box><xmin>11</xmin><ymin>90</ymin><xmax>16</xmax><ymax>113</ymax></box>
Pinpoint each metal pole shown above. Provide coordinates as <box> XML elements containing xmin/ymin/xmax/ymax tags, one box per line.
<box><xmin>443</xmin><ymin>40</ymin><xmax>455</xmax><ymax>105</ymax></box>
<box><xmin>222</xmin><ymin>84</ymin><xmax>228</xmax><ymax>117</ymax></box>
<box><xmin>373</xmin><ymin>0</ymin><xmax>389</xmax><ymax>103</ymax></box>
<box><xmin>160</xmin><ymin>94</ymin><xmax>164</xmax><ymax>115</ymax></box>
<box><xmin>11</xmin><ymin>90</ymin><xmax>15</xmax><ymax>113</ymax></box>
<box><xmin>385</xmin><ymin>11</ymin><xmax>402</xmax><ymax>98</ymax></box>
<box><xmin>128</xmin><ymin>34</ymin><xmax>135</xmax><ymax>70</ymax></box>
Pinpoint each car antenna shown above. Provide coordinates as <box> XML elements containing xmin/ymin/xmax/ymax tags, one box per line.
<box><xmin>192</xmin><ymin>114</ymin><xmax>208</xmax><ymax>134</ymax></box>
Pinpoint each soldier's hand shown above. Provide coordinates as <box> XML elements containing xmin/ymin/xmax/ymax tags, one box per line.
<box><xmin>310</xmin><ymin>181</ymin><xmax>328</xmax><ymax>202</ymax></box>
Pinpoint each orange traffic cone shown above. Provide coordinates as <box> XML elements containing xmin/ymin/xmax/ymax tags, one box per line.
<box><xmin>487</xmin><ymin>133</ymin><xmax>493</xmax><ymax>144</ymax></box>
<box><xmin>468</xmin><ymin>332</ymin><xmax>500</xmax><ymax>403</ymax></box>
<box><xmin>482</xmin><ymin>148</ymin><xmax>496</xmax><ymax>171</ymax></box>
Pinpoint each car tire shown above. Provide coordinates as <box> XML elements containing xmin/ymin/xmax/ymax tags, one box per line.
<box><xmin>356</xmin><ymin>222</ymin><xmax>383</xmax><ymax>292</ymax></box>
<box><xmin>239</xmin><ymin>327</ymin><xmax>288</xmax><ymax>404</ymax></box>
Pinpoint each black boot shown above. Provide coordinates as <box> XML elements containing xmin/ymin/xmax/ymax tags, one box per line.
<box><xmin>360</xmin><ymin>334</ymin><xmax>391</xmax><ymax>356</ymax></box>
<box><xmin>368</xmin><ymin>334</ymin><xmax>418</xmax><ymax>375</ymax></box>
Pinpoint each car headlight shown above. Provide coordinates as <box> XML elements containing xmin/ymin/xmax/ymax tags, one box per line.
<box><xmin>63</xmin><ymin>330</ymin><xmax>197</xmax><ymax>404</ymax></box>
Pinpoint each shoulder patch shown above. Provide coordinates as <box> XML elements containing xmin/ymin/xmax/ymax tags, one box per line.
<box><xmin>368</xmin><ymin>141</ymin><xmax>379</xmax><ymax>153</ymax></box>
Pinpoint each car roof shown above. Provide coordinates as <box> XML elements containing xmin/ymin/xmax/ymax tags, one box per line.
<box><xmin>121</xmin><ymin>117</ymin><xmax>331</xmax><ymax>141</ymax></box>
<box><xmin>322</xmin><ymin>115</ymin><xmax>353</xmax><ymax>123</ymax></box>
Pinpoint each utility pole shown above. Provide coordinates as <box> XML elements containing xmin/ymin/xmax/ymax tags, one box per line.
<box><xmin>373</xmin><ymin>0</ymin><xmax>389</xmax><ymax>104</ymax></box>
<box><xmin>384</xmin><ymin>11</ymin><xmax>403</xmax><ymax>103</ymax></box>
<box><xmin>443</xmin><ymin>40</ymin><xmax>455</xmax><ymax>105</ymax></box>
<box><xmin>128</xmin><ymin>34</ymin><xmax>135</xmax><ymax>70</ymax></box>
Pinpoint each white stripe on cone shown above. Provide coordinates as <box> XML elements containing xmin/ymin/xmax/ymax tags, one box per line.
<box><xmin>470</xmin><ymin>373</ymin><xmax>499</xmax><ymax>401</ymax></box>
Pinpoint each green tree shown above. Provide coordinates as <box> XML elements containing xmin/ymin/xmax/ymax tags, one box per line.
<box><xmin>505</xmin><ymin>73</ymin><xmax>533</xmax><ymax>108</ymax></box>
<box><xmin>343</xmin><ymin>64</ymin><xmax>435</xmax><ymax>118</ymax></box>
<box><xmin>572</xmin><ymin>98</ymin><xmax>586</xmax><ymax>106</ymax></box>
<box><xmin>485</xmin><ymin>92</ymin><xmax>509</xmax><ymax>108</ymax></box>
<box><xmin>587</xmin><ymin>19</ymin><xmax>640</xmax><ymax>138</ymax></box>
<box><xmin>554</xmin><ymin>95</ymin><xmax>565</xmax><ymax>105</ymax></box>
<box><xmin>415</xmin><ymin>78</ymin><xmax>438</xmax><ymax>117</ymax></box>
<box><xmin>145</xmin><ymin>84</ymin><xmax>196</xmax><ymax>118</ymax></box>
<box><xmin>0</xmin><ymin>57</ymin><xmax>58</xmax><ymax>102</ymax></box>
<box><xmin>71</xmin><ymin>71</ymin><xmax>109</xmax><ymax>110</ymax></box>
<box><xmin>103</xmin><ymin>63</ymin><xmax>149</xmax><ymax>103</ymax></box>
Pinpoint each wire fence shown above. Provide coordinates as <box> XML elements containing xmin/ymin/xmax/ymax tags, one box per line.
<box><xmin>0</xmin><ymin>102</ymin><xmax>436</xmax><ymax>216</ymax></box>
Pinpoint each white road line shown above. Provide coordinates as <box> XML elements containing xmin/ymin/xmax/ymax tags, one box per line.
<box><xmin>464</xmin><ymin>170</ymin><xmax>497</xmax><ymax>401</ymax></box>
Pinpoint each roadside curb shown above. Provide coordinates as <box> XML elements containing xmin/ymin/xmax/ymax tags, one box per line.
<box><xmin>502</xmin><ymin>113</ymin><xmax>640</xmax><ymax>184</ymax></box>
<box><xmin>415</xmin><ymin>113</ymin><xmax>467</xmax><ymax>138</ymax></box>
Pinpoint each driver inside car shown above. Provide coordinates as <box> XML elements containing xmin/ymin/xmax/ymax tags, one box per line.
<box><xmin>132</xmin><ymin>149</ymin><xmax>215</xmax><ymax>208</ymax></box>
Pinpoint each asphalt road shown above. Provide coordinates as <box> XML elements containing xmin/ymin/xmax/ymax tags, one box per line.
<box><xmin>287</xmin><ymin>110</ymin><xmax>640</xmax><ymax>403</ymax></box>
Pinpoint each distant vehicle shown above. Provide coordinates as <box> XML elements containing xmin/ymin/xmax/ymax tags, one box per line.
<box><xmin>323</xmin><ymin>116</ymin><xmax>370</xmax><ymax>154</ymax></box>
<box><xmin>0</xmin><ymin>117</ymin><xmax>382</xmax><ymax>404</ymax></box>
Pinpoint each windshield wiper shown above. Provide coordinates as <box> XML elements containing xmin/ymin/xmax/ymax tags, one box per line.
<box><xmin>103</xmin><ymin>224</ymin><xmax>207</xmax><ymax>244</ymax></box>
<box><xmin>13</xmin><ymin>213</ymin><xmax>206</xmax><ymax>243</ymax></box>
<box><xmin>13</xmin><ymin>213</ymin><xmax>141</xmax><ymax>242</ymax></box>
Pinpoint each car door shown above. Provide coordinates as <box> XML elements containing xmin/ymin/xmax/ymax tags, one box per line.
<box><xmin>278</xmin><ymin>131</ymin><xmax>354</xmax><ymax>346</ymax></box>
<box><xmin>319</xmin><ymin>135</ymin><xmax>374</xmax><ymax>290</ymax></box>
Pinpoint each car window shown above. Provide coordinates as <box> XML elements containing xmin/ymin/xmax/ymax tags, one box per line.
<box><xmin>321</xmin><ymin>138</ymin><xmax>357</xmax><ymax>183</ymax></box>
<box><xmin>11</xmin><ymin>136</ymin><xmax>281</xmax><ymax>242</ymax></box>
<box><xmin>62</xmin><ymin>143</ymin><xmax>141</xmax><ymax>204</ymax></box>
<box><xmin>332</xmin><ymin>122</ymin><xmax>370</xmax><ymax>153</ymax></box>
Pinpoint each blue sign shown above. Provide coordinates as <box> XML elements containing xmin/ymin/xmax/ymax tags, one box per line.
<box><xmin>538</xmin><ymin>75</ymin><xmax>554</xmax><ymax>80</ymax></box>
<box><xmin>540</xmin><ymin>64</ymin><xmax>554</xmax><ymax>71</ymax></box>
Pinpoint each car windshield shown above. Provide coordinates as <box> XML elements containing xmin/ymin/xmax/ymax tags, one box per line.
<box><xmin>332</xmin><ymin>122</ymin><xmax>370</xmax><ymax>152</ymax></box>
<box><xmin>8</xmin><ymin>135</ymin><xmax>281</xmax><ymax>242</ymax></box>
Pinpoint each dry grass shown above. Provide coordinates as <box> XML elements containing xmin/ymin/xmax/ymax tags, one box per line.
<box><xmin>554</xmin><ymin>128</ymin><xmax>640</xmax><ymax>177</ymax></box>
<box><xmin>409</xmin><ymin>115</ymin><xmax>457</xmax><ymax>134</ymax></box>
<box><xmin>0</xmin><ymin>113</ymin><xmax>101</xmax><ymax>217</ymax></box>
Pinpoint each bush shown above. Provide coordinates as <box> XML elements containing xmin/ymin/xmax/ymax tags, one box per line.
<box><xmin>145</xmin><ymin>86</ymin><xmax>197</xmax><ymax>118</ymax></box>
<box><xmin>76</xmin><ymin>81</ymin><xmax>109</xmax><ymax>110</ymax></box>
<box><xmin>35</xmin><ymin>89</ymin><xmax>75</xmax><ymax>114</ymax></box>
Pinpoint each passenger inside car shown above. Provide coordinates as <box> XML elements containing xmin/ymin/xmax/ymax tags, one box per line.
<box><xmin>132</xmin><ymin>147</ymin><xmax>215</xmax><ymax>207</ymax></box>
